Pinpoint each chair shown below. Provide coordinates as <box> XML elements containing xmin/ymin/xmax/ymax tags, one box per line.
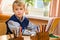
<box><xmin>0</xmin><ymin>23</ymin><xmax>7</xmax><ymax>35</ymax></box>
<box><xmin>0</xmin><ymin>14</ymin><xmax>10</xmax><ymax>35</ymax></box>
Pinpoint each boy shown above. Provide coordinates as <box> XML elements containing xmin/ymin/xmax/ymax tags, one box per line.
<box><xmin>6</xmin><ymin>0</ymin><xmax>39</xmax><ymax>35</ymax></box>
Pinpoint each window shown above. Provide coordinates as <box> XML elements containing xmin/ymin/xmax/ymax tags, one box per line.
<box><xmin>34</xmin><ymin>0</ymin><xmax>44</xmax><ymax>8</ymax></box>
<box><xmin>1</xmin><ymin>0</ymin><xmax>50</xmax><ymax>17</ymax></box>
<box><xmin>1</xmin><ymin>0</ymin><xmax>15</xmax><ymax>15</ymax></box>
<box><xmin>27</xmin><ymin>0</ymin><xmax>50</xmax><ymax>17</ymax></box>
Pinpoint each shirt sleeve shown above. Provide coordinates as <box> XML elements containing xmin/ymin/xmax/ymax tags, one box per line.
<box><xmin>27</xmin><ymin>21</ymin><xmax>38</xmax><ymax>32</ymax></box>
<box><xmin>22</xmin><ymin>21</ymin><xmax>40</xmax><ymax>35</ymax></box>
<box><xmin>8</xmin><ymin>20</ymin><xmax>20</xmax><ymax>33</ymax></box>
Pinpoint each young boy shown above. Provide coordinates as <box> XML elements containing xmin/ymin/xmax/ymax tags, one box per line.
<box><xmin>6</xmin><ymin>0</ymin><xmax>39</xmax><ymax>35</ymax></box>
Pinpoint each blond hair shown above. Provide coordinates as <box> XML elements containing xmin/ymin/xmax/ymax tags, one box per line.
<box><xmin>12</xmin><ymin>0</ymin><xmax>25</xmax><ymax>10</ymax></box>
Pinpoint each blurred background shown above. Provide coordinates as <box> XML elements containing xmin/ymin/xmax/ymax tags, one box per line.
<box><xmin>0</xmin><ymin>0</ymin><xmax>50</xmax><ymax>17</ymax></box>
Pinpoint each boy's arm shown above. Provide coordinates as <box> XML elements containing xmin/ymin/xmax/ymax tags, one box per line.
<box><xmin>8</xmin><ymin>20</ymin><xmax>20</xmax><ymax>32</ymax></box>
<box><xmin>27</xmin><ymin>22</ymin><xmax>39</xmax><ymax>32</ymax></box>
<box><xmin>22</xmin><ymin>22</ymin><xmax>40</xmax><ymax>35</ymax></box>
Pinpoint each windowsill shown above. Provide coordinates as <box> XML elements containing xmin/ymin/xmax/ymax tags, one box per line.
<box><xmin>25</xmin><ymin>15</ymin><xmax>50</xmax><ymax>21</ymax></box>
<box><xmin>1</xmin><ymin>13</ymin><xmax>50</xmax><ymax>21</ymax></box>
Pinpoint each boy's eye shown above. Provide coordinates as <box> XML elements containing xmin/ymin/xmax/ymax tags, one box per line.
<box><xmin>15</xmin><ymin>9</ymin><xmax>18</xmax><ymax>10</ymax></box>
<box><xmin>20</xmin><ymin>8</ymin><xmax>23</xmax><ymax>10</ymax></box>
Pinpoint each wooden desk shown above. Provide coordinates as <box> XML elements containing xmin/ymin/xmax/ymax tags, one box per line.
<box><xmin>0</xmin><ymin>35</ymin><xmax>60</xmax><ymax>40</ymax></box>
<box><xmin>30</xmin><ymin>34</ymin><xmax>60</xmax><ymax>40</ymax></box>
<box><xmin>0</xmin><ymin>35</ymin><xmax>30</xmax><ymax>40</ymax></box>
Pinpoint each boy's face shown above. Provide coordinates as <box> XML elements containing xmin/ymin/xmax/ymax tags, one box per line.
<box><xmin>13</xmin><ymin>4</ymin><xmax>25</xmax><ymax>18</ymax></box>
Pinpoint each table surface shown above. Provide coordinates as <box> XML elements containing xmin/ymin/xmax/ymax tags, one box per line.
<box><xmin>0</xmin><ymin>34</ymin><xmax>60</xmax><ymax>40</ymax></box>
<box><xmin>0</xmin><ymin>34</ymin><xmax>30</xmax><ymax>40</ymax></box>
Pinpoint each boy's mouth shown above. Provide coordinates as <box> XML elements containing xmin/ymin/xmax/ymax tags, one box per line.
<box><xmin>17</xmin><ymin>14</ymin><xmax>21</xmax><ymax>15</ymax></box>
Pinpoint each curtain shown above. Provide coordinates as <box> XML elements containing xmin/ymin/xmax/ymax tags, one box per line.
<box><xmin>49</xmin><ymin>0</ymin><xmax>57</xmax><ymax>17</ymax></box>
<box><xmin>0</xmin><ymin>0</ymin><xmax>2</xmax><ymax>14</ymax></box>
<box><xmin>49</xmin><ymin>0</ymin><xmax>60</xmax><ymax>35</ymax></box>
<box><xmin>49</xmin><ymin>0</ymin><xmax>60</xmax><ymax>17</ymax></box>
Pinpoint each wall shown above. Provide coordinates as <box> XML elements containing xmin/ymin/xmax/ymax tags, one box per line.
<box><xmin>0</xmin><ymin>0</ymin><xmax>2</xmax><ymax>14</ymax></box>
<box><xmin>28</xmin><ymin>18</ymin><xmax>48</xmax><ymax>25</ymax></box>
<box><xmin>1</xmin><ymin>0</ymin><xmax>14</xmax><ymax>15</ymax></box>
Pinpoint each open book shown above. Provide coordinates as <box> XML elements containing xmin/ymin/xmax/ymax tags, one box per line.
<box><xmin>45</xmin><ymin>18</ymin><xmax>54</xmax><ymax>32</ymax></box>
<box><xmin>46</xmin><ymin>17</ymin><xmax>60</xmax><ymax>34</ymax></box>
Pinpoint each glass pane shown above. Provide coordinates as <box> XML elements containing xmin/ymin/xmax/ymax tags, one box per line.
<box><xmin>37</xmin><ymin>0</ymin><xmax>44</xmax><ymax>8</ymax></box>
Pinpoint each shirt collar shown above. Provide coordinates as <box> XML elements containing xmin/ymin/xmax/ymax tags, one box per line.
<box><xmin>15</xmin><ymin>15</ymin><xmax>25</xmax><ymax>22</ymax></box>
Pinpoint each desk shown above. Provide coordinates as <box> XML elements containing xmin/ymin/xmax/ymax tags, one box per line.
<box><xmin>0</xmin><ymin>35</ymin><xmax>30</xmax><ymax>40</ymax></box>
<box><xmin>22</xmin><ymin>36</ymin><xmax>30</xmax><ymax>40</ymax></box>
<box><xmin>0</xmin><ymin>35</ymin><xmax>60</xmax><ymax>40</ymax></box>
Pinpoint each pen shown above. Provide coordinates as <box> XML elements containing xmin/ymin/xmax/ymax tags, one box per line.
<box><xmin>40</xmin><ymin>24</ymin><xmax>42</xmax><ymax>32</ymax></box>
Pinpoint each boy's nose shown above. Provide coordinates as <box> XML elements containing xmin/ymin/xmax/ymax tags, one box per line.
<box><xmin>18</xmin><ymin>10</ymin><xmax>23</xmax><ymax>14</ymax></box>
